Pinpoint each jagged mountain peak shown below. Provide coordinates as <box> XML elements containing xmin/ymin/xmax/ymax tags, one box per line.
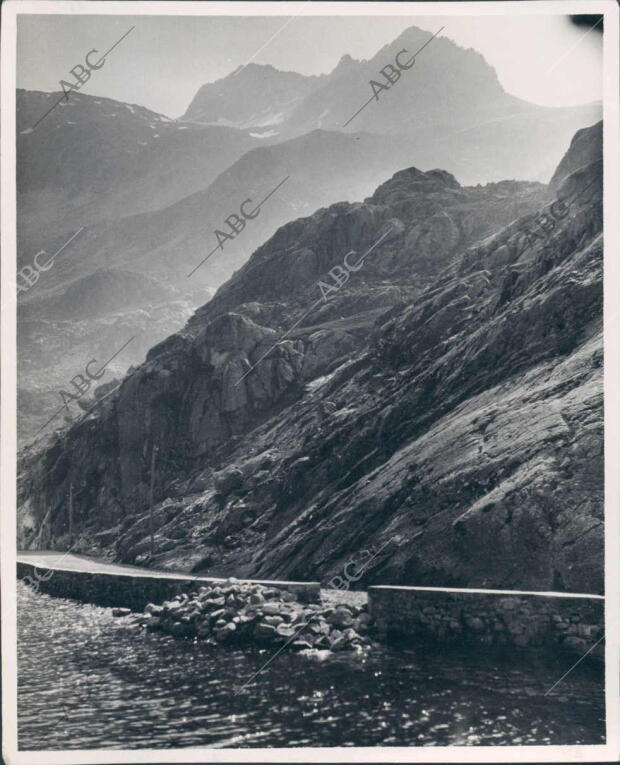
<box><xmin>182</xmin><ymin>61</ymin><xmax>320</xmax><ymax>125</ymax></box>
<box><xmin>228</xmin><ymin>61</ymin><xmax>305</xmax><ymax>78</ymax></box>
<box><xmin>330</xmin><ymin>53</ymin><xmax>360</xmax><ymax>75</ymax></box>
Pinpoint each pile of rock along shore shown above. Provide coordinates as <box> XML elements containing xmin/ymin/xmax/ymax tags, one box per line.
<box><xmin>142</xmin><ymin>578</ymin><xmax>376</xmax><ymax>655</ymax></box>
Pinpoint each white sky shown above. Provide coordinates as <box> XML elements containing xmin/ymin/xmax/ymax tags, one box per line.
<box><xmin>16</xmin><ymin>14</ymin><xmax>602</xmax><ymax>118</ymax></box>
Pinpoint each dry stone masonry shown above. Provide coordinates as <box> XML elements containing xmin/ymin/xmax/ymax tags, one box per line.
<box><xmin>16</xmin><ymin>557</ymin><xmax>319</xmax><ymax>612</ymax></box>
<box><xmin>369</xmin><ymin>585</ymin><xmax>604</xmax><ymax>659</ymax></box>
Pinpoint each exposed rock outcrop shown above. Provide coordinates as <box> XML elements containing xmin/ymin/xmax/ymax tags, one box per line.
<box><xmin>18</xmin><ymin>123</ymin><xmax>604</xmax><ymax>595</ymax></box>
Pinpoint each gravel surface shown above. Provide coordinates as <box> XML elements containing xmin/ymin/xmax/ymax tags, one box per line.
<box><xmin>321</xmin><ymin>588</ymin><xmax>368</xmax><ymax>608</ymax></box>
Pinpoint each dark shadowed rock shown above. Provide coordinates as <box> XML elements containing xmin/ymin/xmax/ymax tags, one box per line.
<box><xmin>18</xmin><ymin>123</ymin><xmax>603</xmax><ymax>595</ymax></box>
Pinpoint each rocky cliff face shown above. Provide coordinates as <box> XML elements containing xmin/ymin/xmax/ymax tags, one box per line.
<box><xmin>17</xmin><ymin>23</ymin><xmax>601</xmax><ymax>443</ymax></box>
<box><xmin>18</xmin><ymin>122</ymin><xmax>603</xmax><ymax>595</ymax></box>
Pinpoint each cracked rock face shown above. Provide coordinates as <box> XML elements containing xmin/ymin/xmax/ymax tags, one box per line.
<box><xmin>18</xmin><ymin>123</ymin><xmax>604</xmax><ymax>595</ymax></box>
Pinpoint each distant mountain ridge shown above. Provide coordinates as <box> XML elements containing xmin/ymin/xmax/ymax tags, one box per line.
<box><xmin>15</xmin><ymin>23</ymin><xmax>601</xmax><ymax>442</ymax></box>
<box><xmin>183</xmin><ymin>63</ymin><xmax>323</xmax><ymax>128</ymax></box>
<box><xmin>181</xmin><ymin>25</ymin><xmax>600</xmax><ymax>186</ymax></box>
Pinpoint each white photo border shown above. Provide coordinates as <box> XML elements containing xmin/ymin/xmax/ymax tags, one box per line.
<box><xmin>1</xmin><ymin>1</ymin><xmax>618</xmax><ymax>763</ymax></box>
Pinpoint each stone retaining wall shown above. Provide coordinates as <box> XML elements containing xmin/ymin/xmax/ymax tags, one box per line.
<box><xmin>368</xmin><ymin>585</ymin><xmax>604</xmax><ymax>659</ymax></box>
<box><xmin>17</xmin><ymin>561</ymin><xmax>320</xmax><ymax>611</ymax></box>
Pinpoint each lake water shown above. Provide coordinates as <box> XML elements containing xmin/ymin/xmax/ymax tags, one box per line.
<box><xmin>17</xmin><ymin>582</ymin><xmax>605</xmax><ymax>749</ymax></box>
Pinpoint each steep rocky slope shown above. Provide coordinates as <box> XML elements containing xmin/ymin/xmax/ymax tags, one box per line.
<box><xmin>18</xmin><ymin>123</ymin><xmax>548</xmax><ymax>442</ymax></box>
<box><xmin>17</xmin><ymin>89</ymin><xmax>263</xmax><ymax>442</ymax></box>
<box><xmin>17</xmin><ymin>116</ymin><xmax>437</xmax><ymax>441</ymax></box>
<box><xmin>18</xmin><ymin>123</ymin><xmax>603</xmax><ymax>595</ymax></box>
<box><xmin>17</xmin><ymin>22</ymin><xmax>600</xmax><ymax>442</ymax></box>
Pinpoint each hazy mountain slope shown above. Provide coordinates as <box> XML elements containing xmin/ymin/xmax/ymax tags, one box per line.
<box><xmin>17</xmin><ymin>122</ymin><xmax>603</xmax><ymax>594</ymax></box>
<box><xmin>19</xmin><ymin>126</ymin><xmax>544</xmax><ymax>441</ymax></box>
<box><xmin>17</xmin><ymin>20</ymin><xmax>601</xmax><ymax>442</ymax></box>
<box><xmin>17</xmin><ymin>268</ymin><xmax>194</xmax><ymax>443</ymax></box>
<box><xmin>183</xmin><ymin>26</ymin><xmax>601</xmax><ymax>183</ymax></box>
<box><xmin>183</xmin><ymin>63</ymin><xmax>323</xmax><ymax>126</ymax></box>
<box><xmin>17</xmin><ymin>90</ymin><xmax>262</xmax><ymax>254</ymax></box>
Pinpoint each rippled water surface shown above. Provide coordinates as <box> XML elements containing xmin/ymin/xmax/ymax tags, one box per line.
<box><xmin>17</xmin><ymin>583</ymin><xmax>604</xmax><ymax>749</ymax></box>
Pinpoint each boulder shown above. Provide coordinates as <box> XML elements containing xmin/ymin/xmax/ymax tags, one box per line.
<box><xmin>563</xmin><ymin>636</ymin><xmax>589</xmax><ymax>653</ymax></box>
<box><xmin>466</xmin><ymin>617</ymin><xmax>485</xmax><ymax>631</ymax></box>
<box><xmin>276</xmin><ymin>623</ymin><xmax>296</xmax><ymax>639</ymax></box>
<box><xmin>342</xmin><ymin>628</ymin><xmax>362</xmax><ymax>644</ymax></box>
<box><xmin>327</xmin><ymin>608</ymin><xmax>354</xmax><ymax>629</ymax></box>
<box><xmin>254</xmin><ymin>622</ymin><xmax>279</xmax><ymax>641</ymax></box>
<box><xmin>214</xmin><ymin>622</ymin><xmax>237</xmax><ymax>642</ymax></box>
<box><xmin>170</xmin><ymin>622</ymin><xmax>191</xmax><ymax>637</ymax></box>
<box><xmin>264</xmin><ymin>615</ymin><xmax>284</xmax><ymax>627</ymax></box>
<box><xmin>190</xmin><ymin>468</ymin><xmax>213</xmax><ymax>492</ymax></box>
<box><xmin>262</xmin><ymin>603</ymin><xmax>286</xmax><ymax>616</ymax></box>
<box><xmin>196</xmin><ymin>620</ymin><xmax>212</xmax><ymax>637</ymax></box>
<box><xmin>329</xmin><ymin>636</ymin><xmax>346</xmax><ymax>651</ymax></box>
<box><xmin>213</xmin><ymin>467</ymin><xmax>244</xmax><ymax>495</ymax></box>
<box><xmin>291</xmin><ymin>640</ymin><xmax>314</xmax><ymax>651</ymax></box>
<box><xmin>201</xmin><ymin>597</ymin><xmax>226</xmax><ymax>610</ymax></box>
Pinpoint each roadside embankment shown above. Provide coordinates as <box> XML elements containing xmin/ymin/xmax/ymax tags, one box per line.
<box><xmin>16</xmin><ymin>553</ymin><xmax>319</xmax><ymax>610</ymax></box>
<box><xmin>369</xmin><ymin>585</ymin><xmax>604</xmax><ymax>659</ymax></box>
